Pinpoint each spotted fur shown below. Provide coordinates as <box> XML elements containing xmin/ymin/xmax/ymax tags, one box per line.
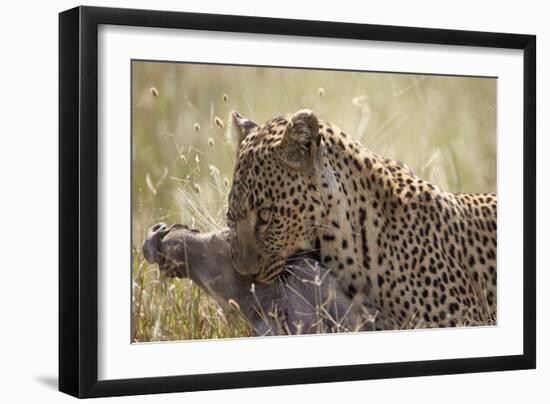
<box><xmin>226</xmin><ymin>109</ymin><xmax>497</xmax><ymax>329</ymax></box>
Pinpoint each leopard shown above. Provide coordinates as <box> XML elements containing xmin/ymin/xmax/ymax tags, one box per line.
<box><xmin>225</xmin><ymin>109</ymin><xmax>497</xmax><ymax>329</ymax></box>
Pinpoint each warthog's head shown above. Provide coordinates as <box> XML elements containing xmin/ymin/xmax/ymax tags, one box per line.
<box><xmin>142</xmin><ymin>223</ymin><xmax>376</xmax><ymax>335</ymax></box>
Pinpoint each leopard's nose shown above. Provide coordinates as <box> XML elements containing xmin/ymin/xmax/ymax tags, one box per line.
<box><xmin>142</xmin><ymin>222</ymin><xmax>167</xmax><ymax>263</ymax></box>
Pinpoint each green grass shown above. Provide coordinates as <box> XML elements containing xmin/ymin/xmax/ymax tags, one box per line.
<box><xmin>131</xmin><ymin>61</ymin><xmax>496</xmax><ymax>343</ymax></box>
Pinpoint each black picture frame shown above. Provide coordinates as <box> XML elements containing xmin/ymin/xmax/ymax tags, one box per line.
<box><xmin>59</xmin><ymin>5</ymin><xmax>536</xmax><ymax>398</ymax></box>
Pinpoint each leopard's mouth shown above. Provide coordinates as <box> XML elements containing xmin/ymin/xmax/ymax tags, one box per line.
<box><xmin>255</xmin><ymin>249</ymin><xmax>322</xmax><ymax>284</ymax></box>
<box><xmin>286</xmin><ymin>249</ymin><xmax>321</xmax><ymax>263</ymax></box>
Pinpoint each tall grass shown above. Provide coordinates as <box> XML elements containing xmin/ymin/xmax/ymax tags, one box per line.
<box><xmin>131</xmin><ymin>61</ymin><xmax>496</xmax><ymax>343</ymax></box>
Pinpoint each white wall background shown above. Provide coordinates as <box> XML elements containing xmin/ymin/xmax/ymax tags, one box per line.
<box><xmin>0</xmin><ymin>1</ymin><xmax>545</xmax><ymax>402</ymax></box>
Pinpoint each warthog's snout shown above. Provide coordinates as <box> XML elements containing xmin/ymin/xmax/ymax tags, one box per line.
<box><xmin>142</xmin><ymin>222</ymin><xmax>168</xmax><ymax>264</ymax></box>
<box><xmin>142</xmin><ymin>222</ymin><xmax>204</xmax><ymax>278</ymax></box>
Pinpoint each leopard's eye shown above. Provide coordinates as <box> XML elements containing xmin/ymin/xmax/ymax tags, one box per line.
<box><xmin>257</xmin><ymin>207</ymin><xmax>272</xmax><ymax>227</ymax></box>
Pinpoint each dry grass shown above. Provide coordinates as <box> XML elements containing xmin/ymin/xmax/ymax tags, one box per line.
<box><xmin>131</xmin><ymin>61</ymin><xmax>496</xmax><ymax>343</ymax></box>
<box><xmin>132</xmin><ymin>251</ymin><xmax>252</xmax><ymax>342</ymax></box>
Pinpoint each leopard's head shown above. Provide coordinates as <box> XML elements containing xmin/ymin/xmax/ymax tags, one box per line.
<box><xmin>226</xmin><ymin>109</ymin><xmax>325</xmax><ymax>282</ymax></box>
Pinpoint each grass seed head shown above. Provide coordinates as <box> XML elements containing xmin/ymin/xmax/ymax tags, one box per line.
<box><xmin>228</xmin><ymin>299</ymin><xmax>241</xmax><ymax>311</ymax></box>
<box><xmin>215</xmin><ymin>116</ymin><xmax>225</xmax><ymax>129</ymax></box>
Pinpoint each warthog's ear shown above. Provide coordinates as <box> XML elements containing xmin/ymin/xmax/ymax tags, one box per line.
<box><xmin>279</xmin><ymin>109</ymin><xmax>322</xmax><ymax>171</ymax></box>
<box><xmin>227</xmin><ymin>111</ymin><xmax>258</xmax><ymax>145</ymax></box>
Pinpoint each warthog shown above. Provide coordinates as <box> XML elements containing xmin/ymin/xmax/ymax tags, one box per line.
<box><xmin>142</xmin><ymin>223</ymin><xmax>385</xmax><ymax>336</ymax></box>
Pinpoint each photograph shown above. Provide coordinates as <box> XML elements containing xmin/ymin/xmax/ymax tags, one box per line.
<box><xmin>132</xmin><ymin>61</ymin><xmax>497</xmax><ymax>342</ymax></box>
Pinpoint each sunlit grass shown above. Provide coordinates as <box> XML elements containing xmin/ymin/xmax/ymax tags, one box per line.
<box><xmin>131</xmin><ymin>61</ymin><xmax>496</xmax><ymax>342</ymax></box>
<box><xmin>132</xmin><ymin>247</ymin><xmax>252</xmax><ymax>342</ymax></box>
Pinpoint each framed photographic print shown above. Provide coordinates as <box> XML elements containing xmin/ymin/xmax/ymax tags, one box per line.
<box><xmin>59</xmin><ymin>6</ymin><xmax>536</xmax><ymax>398</ymax></box>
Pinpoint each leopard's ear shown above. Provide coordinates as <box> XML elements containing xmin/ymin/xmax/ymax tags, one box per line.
<box><xmin>227</xmin><ymin>111</ymin><xmax>258</xmax><ymax>145</ymax></box>
<box><xmin>279</xmin><ymin>109</ymin><xmax>322</xmax><ymax>171</ymax></box>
